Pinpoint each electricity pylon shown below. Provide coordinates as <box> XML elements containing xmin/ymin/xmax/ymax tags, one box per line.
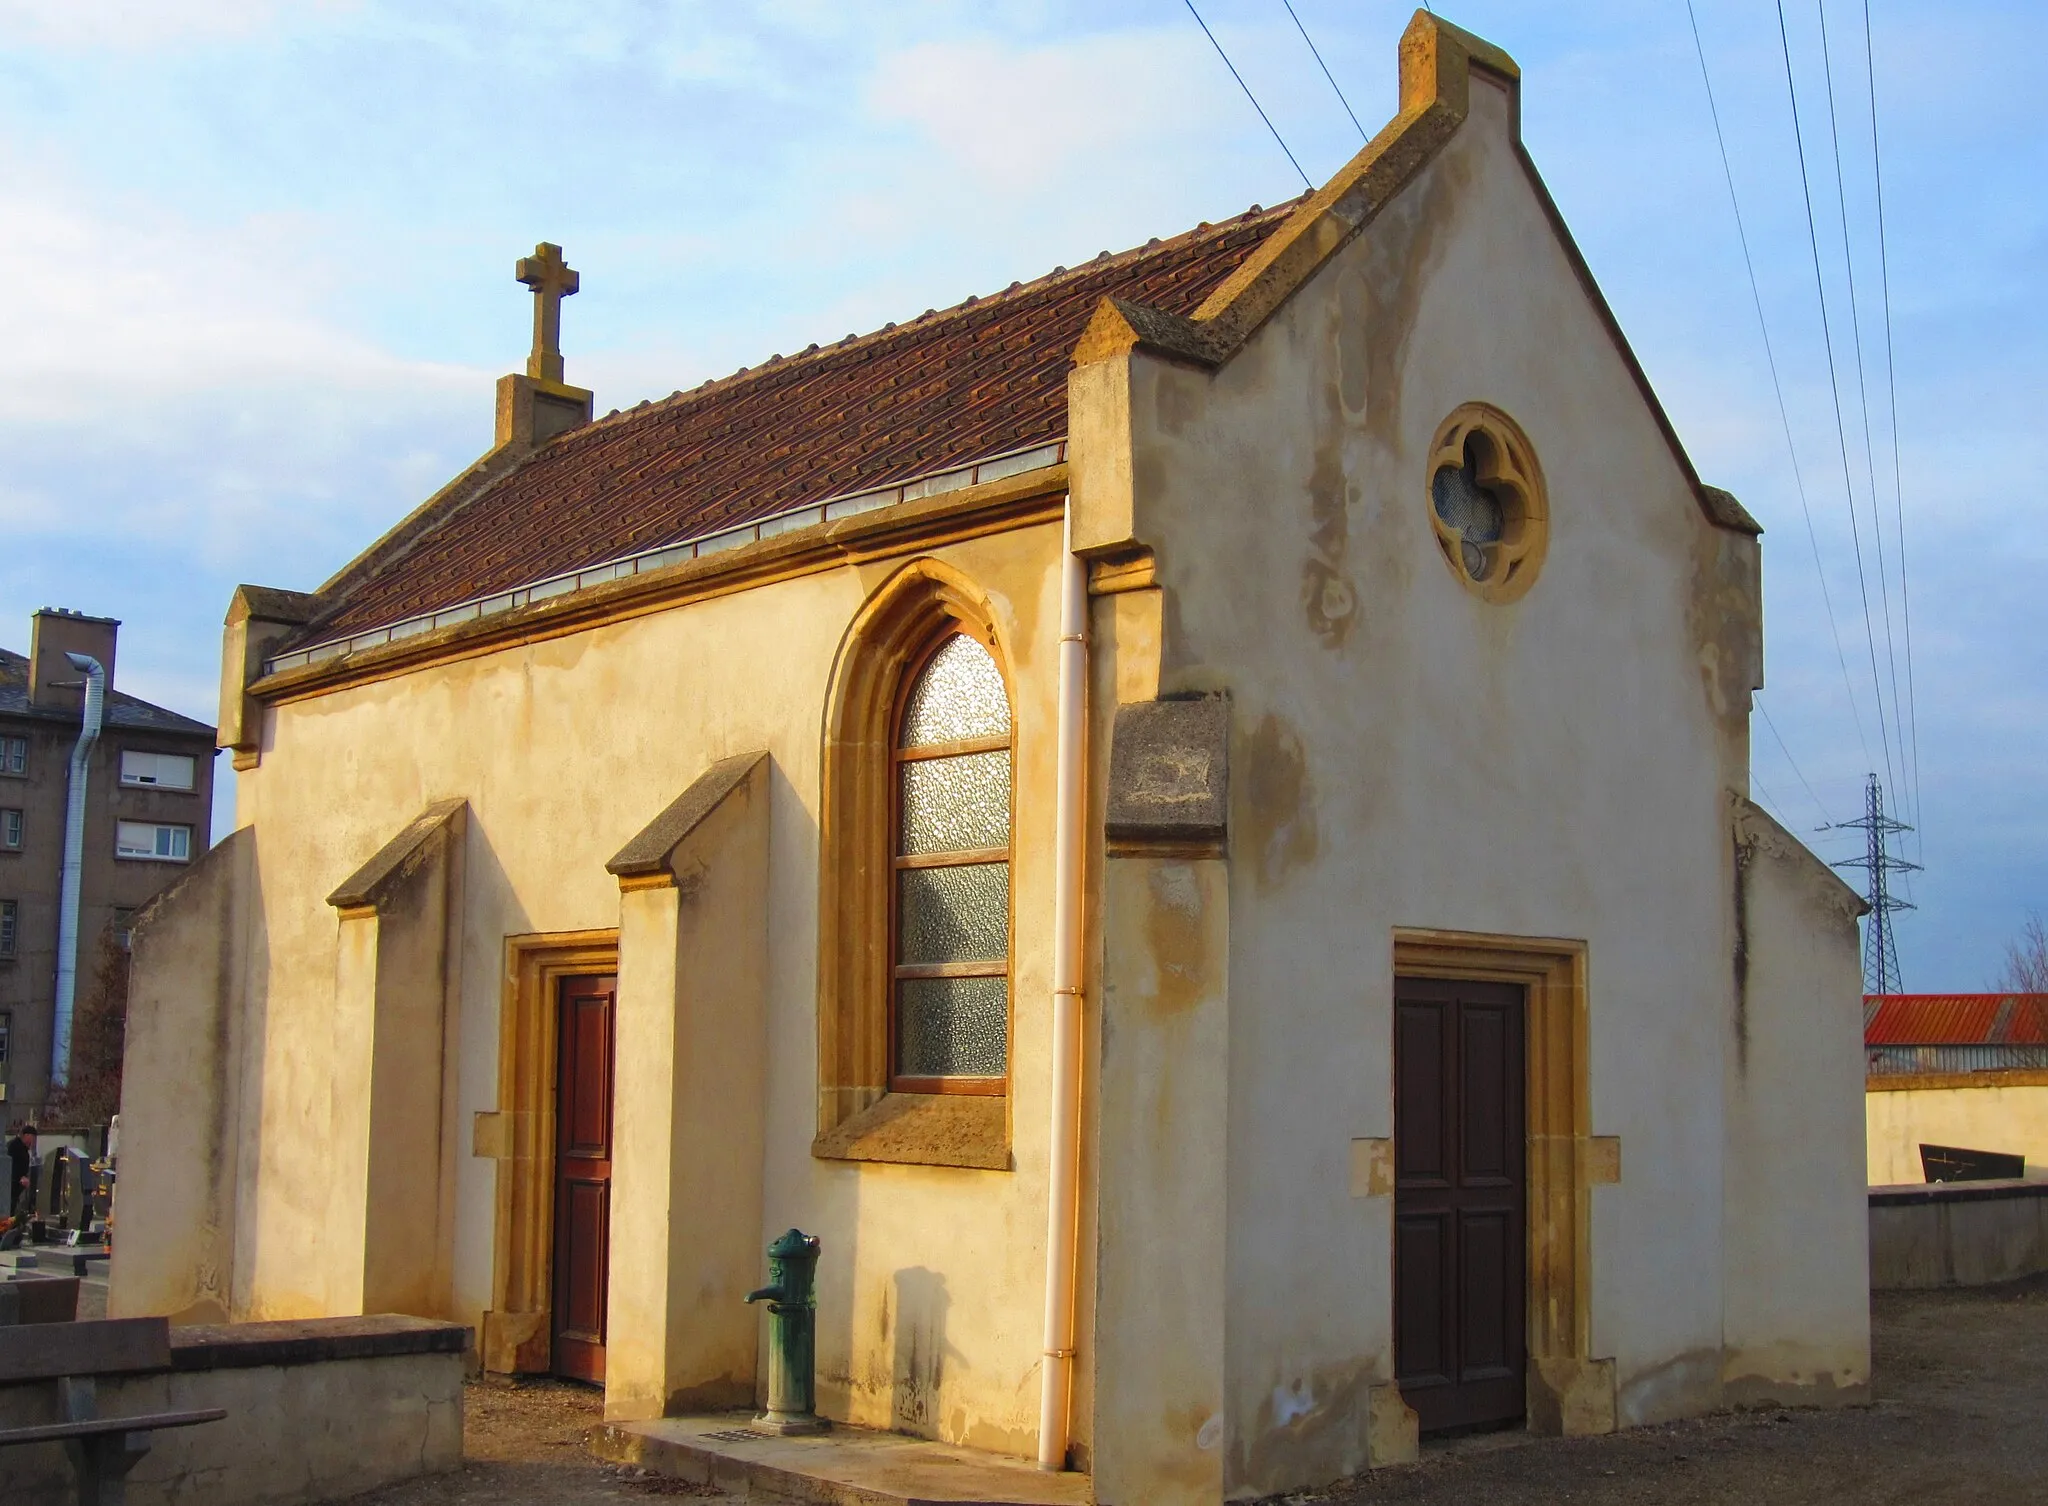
<box><xmin>1831</xmin><ymin>773</ymin><xmax>1920</xmax><ymax>997</ymax></box>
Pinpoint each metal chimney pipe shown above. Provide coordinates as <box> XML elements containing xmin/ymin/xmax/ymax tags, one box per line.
<box><xmin>50</xmin><ymin>652</ymin><xmax>105</xmax><ymax>1090</ymax></box>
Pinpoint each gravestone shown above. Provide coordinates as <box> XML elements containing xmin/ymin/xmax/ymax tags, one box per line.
<box><xmin>1920</xmin><ymin>1143</ymin><xmax>2026</xmax><ymax>1183</ymax></box>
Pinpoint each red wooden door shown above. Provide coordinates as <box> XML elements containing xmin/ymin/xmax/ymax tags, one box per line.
<box><xmin>552</xmin><ymin>973</ymin><xmax>617</xmax><ymax>1383</ymax></box>
<box><xmin>1393</xmin><ymin>976</ymin><xmax>1527</xmax><ymax>1434</ymax></box>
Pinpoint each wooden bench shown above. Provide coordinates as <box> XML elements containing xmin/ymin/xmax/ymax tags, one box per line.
<box><xmin>0</xmin><ymin>1316</ymin><xmax>225</xmax><ymax>1505</ymax></box>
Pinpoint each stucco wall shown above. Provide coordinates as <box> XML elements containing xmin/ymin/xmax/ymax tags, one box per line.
<box><xmin>1721</xmin><ymin>800</ymin><xmax>1870</xmax><ymax>1405</ymax></box>
<box><xmin>208</xmin><ymin>519</ymin><xmax>1066</xmax><ymax>1457</ymax></box>
<box><xmin>1072</xmin><ymin>69</ymin><xmax>1844</xmax><ymax>1497</ymax></box>
<box><xmin>1867</xmin><ymin>1079</ymin><xmax>2048</xmax><ymax>1185</ymax></box>
<box><xmin>112</xmin><ymin>828</ymin><xmax>254</xmax><ymax>1324</ymax></box>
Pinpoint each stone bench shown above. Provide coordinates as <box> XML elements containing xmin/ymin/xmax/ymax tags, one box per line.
<box><xmin>0</xmin><ymin>1314</ymin><xmax>469</xmax><ymax>1506</ymax></box>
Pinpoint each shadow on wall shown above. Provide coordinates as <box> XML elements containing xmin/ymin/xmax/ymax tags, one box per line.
<box><xmin>891</xmin><ymin>1265</ymin><xmax>962</xmax><ymax>1434</ymax></box>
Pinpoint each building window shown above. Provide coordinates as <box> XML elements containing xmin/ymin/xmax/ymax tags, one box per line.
<box><xmin>119</xmin><ymin>750</ymin><xmax>197</xmax><ymax>791</ymax></box>
<box><xmin>116</xmin><ymin>821</ymin><xmax>191</xmax><ymax>862</ymax></box>
<box><xmin>0</xmin><ymin>1013</ymin><xmax>9</xmax><ymax>1068</ymax></box>
<box><xmin>0</xmin><ymin>901</ymin><xmax>15</xmax><ymax>958</ymax></box>
<box><xmin>0</xmin><ymin>810</ymin><xmax>18</xmax><ymax>850</ymax></box>
<box><xmin>814</xmin><ymin>559</ymin><xmax>1018</xmax><ymax>1166</ymax></box>
<box><xmin>0</xmin><ymin>737</ymin><xmax>23</xmax><ymax>777</ymax></box>
<box><xmin>891</xmin><ymin>633</ymin><xmax>1012</xmax><ymax>1093</ymax></box>
<box><xmin>1426</xmin><ymin>403</ymin><xmax>1548</xmax><ymax>603</ymax></box>
<box><xmin>110</xmin><ymin>907</ymin><xmax>136</xmax><ymax>951</ymax></box>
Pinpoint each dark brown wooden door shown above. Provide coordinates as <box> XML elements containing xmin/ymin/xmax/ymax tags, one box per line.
<box><xmin>1394</xmin><ymin>976</ymin><xmax>1527</xmax><ymax>1434</ymax></box>
<box><xmin>552</xmin><ymin>973</ymin><xmax>616</xmax><ymax>1383</ymax></box>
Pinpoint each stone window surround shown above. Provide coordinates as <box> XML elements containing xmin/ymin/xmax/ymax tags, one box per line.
<box><xmin>813</xmin><ymin>558</ymin><xmax>1016</xmax><ymax>1172</ymax></box>
<box><xmin>1426</xmin><ymin>403</ymin><xmax>1549</xmax><ymax>604</ymax></box>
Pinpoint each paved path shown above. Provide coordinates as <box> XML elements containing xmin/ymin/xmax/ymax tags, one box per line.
<box><xmin>343</xmin><ymin>1275</ymin><xmax>2048</xmax><ymax>1504</ymax></box>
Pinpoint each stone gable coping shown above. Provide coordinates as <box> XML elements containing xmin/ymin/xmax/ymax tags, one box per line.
<box><xmin>325</xmin><ymin>797</ymin><xmax>466</xmax><ymax>913</ymax></box>
<box><xmin>607</xmin><ymin>751</ymin><xmax>768</xmax><ymax>881</ymax></box>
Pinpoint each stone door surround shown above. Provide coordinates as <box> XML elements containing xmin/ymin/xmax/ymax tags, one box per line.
<box><xmin>474</xmin><ymin>928</ymin><xmax>619</xmax><ymax>1374</ymax></box>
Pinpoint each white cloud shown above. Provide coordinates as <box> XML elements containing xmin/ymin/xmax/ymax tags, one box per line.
<box><xmin>866</xmin><ymin>28</ymin><xmax>1228</xmax><ymax>190</ymax></box>
<box><xmin>6</xmin><ymin>179</ymin><xmax>477</xmax><ymax>427</ymax></box>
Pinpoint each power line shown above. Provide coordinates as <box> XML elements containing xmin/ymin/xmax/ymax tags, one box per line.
<box><xmin>1682</xmin><ymin>0</ymin><xmax>1875</xmax><ymax>772</ymax></box>
<box><xmin>1280</xmin><ymin>0</ymin><xmax>1366</xmax><ymax>141</ymax></box>
<box><xmin>1774</xmin><ymin>0</ymin><xmax>1900</xmax><ymax>812</ymax></box>
<box><xmin>1185</xmin><ymin>0</ymin><xmax>1314</xmax><ymax>190</ymax></box>
<box><xmin>1861</xmin><ymin>0</ymin><xmax>1924</xmax><ymax>862</ymax></box>
<box><xmin>1749</xmin><ymin>771</ymin><xmax>1795</xmax><ymax>830</ymax></box>
<box><xmin>1757</xmin><ymin>697</ymin><xmax>1836</xmax><ymax>828</ymax></box>
<box><xmin>1816</xmin><ymin>0</ymin><xmax>1912</xmax><ymax>826</ymax></box>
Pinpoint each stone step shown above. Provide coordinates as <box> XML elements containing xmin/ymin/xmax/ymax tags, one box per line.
<box><xmin>592</xmin><ymin>1413</ymin><xmax>1094</xmax><ymax>1506</ymax></box>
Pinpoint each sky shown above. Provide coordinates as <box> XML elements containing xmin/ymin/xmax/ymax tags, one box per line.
<box><xmin>1</xmin><ymin>0</ymin><xmax>2040</xmax><ymax>988</ymax></box>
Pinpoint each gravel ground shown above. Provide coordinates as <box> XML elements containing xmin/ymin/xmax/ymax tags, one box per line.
<box><xmin>337</xmin><ymin>1277</ymin><xmax>2048</xmax><ymax>1505</ymax></box>
<box><xmin>1304</xmin><ymin>1274</ymin><xmax>2048</xmax><ymax>1506</ymax></box>
<box><xmin>345</xmin><ymin>1373</ymin><xmax>733</xmax><ymax>1504</ymax></box>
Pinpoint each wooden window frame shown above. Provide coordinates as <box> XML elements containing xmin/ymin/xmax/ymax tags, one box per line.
<box><xmin>886</xmin><ymin>629</ymin><xmax>1015</xmax><ymax>1097</ymax></box>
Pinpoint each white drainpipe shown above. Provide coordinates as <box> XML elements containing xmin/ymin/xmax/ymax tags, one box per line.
<box><xmin>1038</xmin><ymin>505</ymin><xmax>1089</xmax><ymax>1470</ymax></box>
<box><xmin>50</xmin><ymin>652</ymin><xmax>105</xmax><ymax>1090</ymax></box>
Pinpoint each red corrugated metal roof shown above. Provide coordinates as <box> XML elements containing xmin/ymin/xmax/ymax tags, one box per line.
<box><xmin>1864</xmin><ymin>994</ymin><xmax>2048</xmax><ymax>1046</ymax></box>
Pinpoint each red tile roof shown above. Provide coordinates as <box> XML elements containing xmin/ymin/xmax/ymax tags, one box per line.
<box><xmin>305</xmin><ymin>203</ymin><xmax>1299</xmax><ymax>643</ymax></box>
<box><xmin>1864</xmin><ymin>994</ymin><xmax>2048</xmax><ymax>1046</ymax></box>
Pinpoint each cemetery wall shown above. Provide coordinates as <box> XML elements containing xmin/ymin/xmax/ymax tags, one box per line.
<box><xmin>0</xmin><ymin>1315</ymin><xmax>463</xmax><ymax>1506</ymax></box>
<box><xmin>1869</xmin><ymin>1179</ymin><xmax>2048</xmax><ymax>1288</ymax></box>
<box><xmin>1865</xmin><ymin>1075</ymin><xmax>2048</xmax><ymax>1185</ymax></box>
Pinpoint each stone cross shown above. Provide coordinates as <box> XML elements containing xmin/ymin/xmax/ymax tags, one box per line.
<box><xmin>515</xmin><ymin>242</ymin><xmax>579</xmax><ymax>385</ymax></box>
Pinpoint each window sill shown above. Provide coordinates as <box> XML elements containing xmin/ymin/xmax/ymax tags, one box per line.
<box><xmin>114</xmin><ymin>854</ymin><xmax>190</xmax><ymax>864</ymax></box>
<box><xmin>811</xmin><ymin>1092</ymin><xmax>1010</xmax><ymax>1171</ymax></box>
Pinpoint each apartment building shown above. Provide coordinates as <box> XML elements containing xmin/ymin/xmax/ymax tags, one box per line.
<box><xmin>0</xmin><ymin>609</ymin><xmax>216</xmax><ymax>1121</ymax></box>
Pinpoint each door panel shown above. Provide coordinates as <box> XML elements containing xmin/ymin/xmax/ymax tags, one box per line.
<box><xmin>552</xmin><ymin>973</ymin><xmax>617</xmax><ymax>1384</ymax></box>
<box><xmin>1394</xmin><ymin>976</ymin><xmax>1527</xmax><ymax>1434</ymax></box>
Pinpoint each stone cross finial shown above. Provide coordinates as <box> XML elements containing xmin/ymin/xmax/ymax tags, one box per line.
<box><xmin>515</xmin><ymin>242</ymin><xmax>579</xmax><ymax>384</ymax></box>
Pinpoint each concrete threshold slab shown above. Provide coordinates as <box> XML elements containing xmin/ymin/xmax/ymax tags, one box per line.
<box><xmin>592</xmin><ymin>1412</ymin><xmax>1094</xmax><ymax>1506</ymax></box>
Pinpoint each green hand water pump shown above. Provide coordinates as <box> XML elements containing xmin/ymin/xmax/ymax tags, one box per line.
<box><xmin>745</xmin><ymin>1228</ymin><xmax>828</xmax><ymax>1434</ymax></box>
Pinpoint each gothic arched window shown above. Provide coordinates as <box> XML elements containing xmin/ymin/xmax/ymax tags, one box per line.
<box><xmin>890</xmin><ymin>632</ymin><xmax>1012</xmax><ymax>1092</ymax></box>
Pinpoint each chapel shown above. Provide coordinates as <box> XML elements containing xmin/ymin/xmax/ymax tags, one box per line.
<box><xmin>114</xmin><ymin>15</ymin><xmax>1871</xmax><ymax>1503</ymax></box>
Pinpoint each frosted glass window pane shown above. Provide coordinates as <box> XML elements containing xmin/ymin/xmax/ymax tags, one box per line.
<box><xmin>898</xmin><ymin>863</ymin><xmax>1009</xmax><ymax>965</ymax></box>
<box><xmin>899</xmin><ymin>751</ymin><xmax>1010</xmax><ymax>855</ymax></box>
<box><xmin>1432</xmin><ymin>440</ymin><xmax>1504</xmax><ymax>581</ymax></box>
<box><xmin>900</xmin><ymin>635</ymin><xmax>1010</xmax><ymax>747</ymax></box>
<box><xmin>898</xmin><ymin>976</ymin><xmax>1008</xmax><ymax>1078</ymax></box>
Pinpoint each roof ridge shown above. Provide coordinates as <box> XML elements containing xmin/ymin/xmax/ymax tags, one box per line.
<box><xmin>567</xmin><ymin>199</ymin><xmax>1303</xmax><ymax>443</ymax></box>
